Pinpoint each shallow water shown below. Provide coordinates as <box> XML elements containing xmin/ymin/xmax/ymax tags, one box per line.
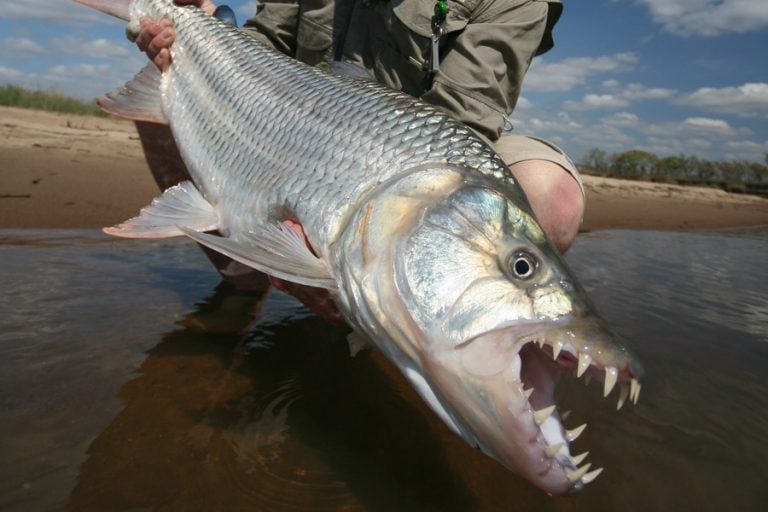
<box><xmin>0</xmin><ymin>228</ymin><xmax>766</xmax><ymax>511</ymax></box>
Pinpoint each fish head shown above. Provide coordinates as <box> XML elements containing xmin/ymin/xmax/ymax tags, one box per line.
<box><xmin>334</xmin><ymin>164</ymin><xmax>643</xmax><ymax>495</ymax></box>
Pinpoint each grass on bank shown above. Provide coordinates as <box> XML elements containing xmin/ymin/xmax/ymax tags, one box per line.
<box><xmin>0</xmin><ymin>84</ymin><xmax>106</xmax><ymax>117</ymax></box>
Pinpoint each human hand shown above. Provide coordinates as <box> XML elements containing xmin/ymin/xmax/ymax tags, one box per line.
<box><xmin>135</xmin><ymin>1</ymin><xmax>216</xmax><ymax>71</ymax></box>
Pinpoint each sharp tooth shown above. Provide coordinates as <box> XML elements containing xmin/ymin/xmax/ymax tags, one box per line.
<box><xmin>571</xmin><ymin>451</ymin><xmax>589</xmax><ymax>465</ymax></box>
<box><xmin>533</xmin><ymin>405</ymin><xmax>556</xmax><ymax>425</ymax></box>
<box><xmin>581</xmin><ymin>467</ymin><xmax>604</xmax><ymax>485</ymax></box>
<box><xmin>603</xmin><ymin>366</ymin><xmax>618</xmax><ymax>397</ymax></box>
<box><xmin>561</xmin><ymin>410</ymin><xmax>572</xmax><ymax>420</ymax></box>
<box><xmin>536</xmin><ymin>339</ymin><xmax>544</xmax><ymax>349</ymax></box>
<box><xmin>630</xmin><ymin>378</ymin><xmax>641</xmax><ymax>404</ymax></box>
<box><xmin>523</xmin><ymin>387</ymin><xmax>534</xmax><ymax>400</ymax></box>
<box><xmin>577</xmin><ymin>353</ymin><xmax>592</xmax><ymax>378</ymax></box>
<box><xmin>552</xmin><ymin>340</ymin><xmax>563</xmax><ymax>360</ymax></box>
<box><xmin>545</xmin><ymin>442</ymin><xmax>564</xmax><ymax>457</ymax></box>
<box><xmin>617</xmin><ymin>382</ymin><xmax>630</xmax><ymax>410</ymax></box>
<box><xmin>567</xmin><ymin>463</ymin><xmax>592</xmax><ymax>483</ymax></box>
<box><xmin>566</xmin><ymin>423</ymin><xmax>587</xmax><ymax>442</ymax></box>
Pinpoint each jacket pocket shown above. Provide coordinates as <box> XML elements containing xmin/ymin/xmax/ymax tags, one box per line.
<box><xmin>392</xmin><ymin>0</ymin><xmax>470</xmax><ymax>38</ymax></box>
<box><xmin>383</xmin><ymin>0</ymin><xmax>469</xmax><ymax>92</ymax></box>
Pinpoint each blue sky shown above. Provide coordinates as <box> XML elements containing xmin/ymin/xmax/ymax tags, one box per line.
<box><xmin>1</xmin><ymin>0</ymin><xmax>766</xmax><ymax>163</ymax></box>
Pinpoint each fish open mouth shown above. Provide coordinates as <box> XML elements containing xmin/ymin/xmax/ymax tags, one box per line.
<box><xmin>443</xmin><ymin>321</ymin><xmax>643</xmax><ymax>494</ymax></box>
<box><xmin>513</xmin><ymin>328</ymin><xmax>642</xmax><ymax>491</ymax></box>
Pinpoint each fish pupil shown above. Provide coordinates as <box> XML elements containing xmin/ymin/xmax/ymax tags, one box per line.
<box><xmin>511</xmin><ymin>252</ymin><xmax>537</xmax><ymax>279</ymax></box>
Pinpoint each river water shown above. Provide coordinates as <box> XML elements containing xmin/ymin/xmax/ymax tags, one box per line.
<box><xmin>0</xmin><ymin>228</ymin><xmax>766</xmax><ymax>511</ymax></box>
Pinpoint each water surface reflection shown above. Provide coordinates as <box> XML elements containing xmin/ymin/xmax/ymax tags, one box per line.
<box><xmin>0</xmin><ymin>229</ymin><xmax>766</xmax><ymax>511</ymax></box>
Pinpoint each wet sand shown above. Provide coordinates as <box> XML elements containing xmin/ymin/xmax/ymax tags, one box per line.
<box><xmin>2</xmin><ymin>105</ymin><xmax>768</xmax><ymax>230</ymax></box>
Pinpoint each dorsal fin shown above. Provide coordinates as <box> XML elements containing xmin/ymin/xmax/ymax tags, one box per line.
<box><xmin>72</xmin><ymin>0</ymin><xmax>131</xmax><ymax>21</ymax></box>
<box><xmin>97</xmin><ymin>64</ymin><xmax>168</xmax><ymax>124</ymax></box>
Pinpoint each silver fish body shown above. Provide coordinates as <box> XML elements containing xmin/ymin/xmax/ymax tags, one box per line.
<box><xmin>77</xmin><ymin>0</ymin><xmax>643</xmax><ymax>494</ymax></box>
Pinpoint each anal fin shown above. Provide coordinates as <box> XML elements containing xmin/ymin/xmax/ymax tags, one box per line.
<box><xmin>104</xmin><ymin>181</ymin><xmax>217</xmax><ymax>238</ymax></box>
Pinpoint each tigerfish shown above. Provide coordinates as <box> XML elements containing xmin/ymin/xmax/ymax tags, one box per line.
<box><xmin>74</xmin><ymin>0</ymin><xmax>643</xmax><ymax>494</ymax></box>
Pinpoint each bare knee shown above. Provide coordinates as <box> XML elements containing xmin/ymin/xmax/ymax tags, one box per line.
<box><xmin>508</xmin><ymin>160</ymin><xmax>584</xmax><ymax>253</ymax></box>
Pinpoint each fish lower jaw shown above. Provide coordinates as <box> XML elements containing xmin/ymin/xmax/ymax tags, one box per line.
<box><xmin>513</xmin><ymin>335</ymin><xmax>643</xmax><ymax>491</ymax></box>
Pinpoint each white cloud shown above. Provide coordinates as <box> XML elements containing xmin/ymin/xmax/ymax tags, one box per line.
<box><xmin>514</xmin><ymin>95</ymin><xmax>533</xmax><ymax>111</ymax></box>
<box><xmin>51</xmin><ymin>36</ymin><xmax>133</xmax><ymax>60</ymax></box>
<box><xmin>0</xmin><ymin>0</ymin><xmax>110</xmax><ymax>27</ymax></box>
<box><xmin>566</xmin><ymin>81</ymin><xmax>677</xmax><ymax>110</ymax></box>
<box><xmin>724</xmin><ymin>140</ymin><xmax>768</xmax><ymax>153</ymax></box>
<box><xmin>0</xmin><ymin>65</ymin><xmax>29</xmax><ymax>84</ymax></box>
<box><xmin>637</xmin><ymin>0</ymin><xmax>768</xmax><ymax>36</ymax></box>
<box><xmin>675</xmin><ymin>83</ymin><xmax>768</xmax><ymax>118</ymax></box>
<box><xmin>523</xmin><ymin>52</ymin><xmax>638</xmax><ymax>92</ymax></box>
<box><xmin>0</xmin><ymin>37</ymin><xmax>46</xmax><ymax>58</ymax></box>
<box><xmin>621</xmin><ymin>83</ymin><xmax>677</xmax><ymax>101</ymax></box>
<box><xmin>603</xmin><ymin>112</ymin><xmax>640</xmax><ymax>127</ymax></box>
<box><xmin>49</xmin><ymin>63</ymin><xmax>112</xmax><ymax>77</ymax></box>
<box><xmin>508</xmin><ymin>111</ymin><xmax>582</xmax><ymax>135</ymax></box>
<box><xmin>643</xmin><ymin>117</ymin><xmax>750</xmax><ymax>140</ymax></box>
<box><xmin>578</xmin><ymin>94</ymin><xmax>630</xmax><ymax>109</ymax></box>
<box><xmin>681</xmin><ymin>117</ymin><xmax>736</xmax><ymax>136</ymax></box>
<box><xmin>16</xmin><ymin>58</ymin><xmax>143</xmax><ymax>99</ymax></box>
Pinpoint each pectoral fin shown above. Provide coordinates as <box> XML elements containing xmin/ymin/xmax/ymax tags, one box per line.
<box><xmin>180</xmin><ymin>225</ymin><xmax>337</xmax><ymax>291</ymax></box>
<box><xmin>104</xmin><ymin>181</ymin><xmax>218</xmax><ymax>238</ymax></box>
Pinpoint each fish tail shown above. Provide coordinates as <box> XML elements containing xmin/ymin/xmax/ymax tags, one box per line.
<box><xmin>72</xmin><ymin>0</ymin><xmax>132</xmax><ymax>21</ymax></box>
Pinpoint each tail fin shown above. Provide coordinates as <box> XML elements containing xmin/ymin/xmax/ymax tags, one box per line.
<box><xmin>72</xmin><ymin>0</ymin><xmax>131</xmax><ymax>21</ymax></box>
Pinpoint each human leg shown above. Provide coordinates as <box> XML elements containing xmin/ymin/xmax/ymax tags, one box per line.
<box><xmin>495</xmin><ymin>135</ymin><xmax>585</xmax><ymax>252</ymax></box>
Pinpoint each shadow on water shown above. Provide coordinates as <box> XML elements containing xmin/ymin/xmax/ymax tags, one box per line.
<box><xmin>2</xmin><ymin>228</ymin><xmax>768</xmax><ymax>511</ymax></box>
<box><xmin>64</xmin><ymin>283</ymin><xmax>478</xmax><ymax>511</ymax></box>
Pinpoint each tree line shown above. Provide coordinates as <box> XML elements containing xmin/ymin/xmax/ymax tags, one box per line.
<box><xmin>580</xmin><ymin>148</ymin><xmax>768</xmax><ymax>195</ymax></box>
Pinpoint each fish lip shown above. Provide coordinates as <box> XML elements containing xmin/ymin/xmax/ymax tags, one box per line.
<box><xmin>426</xmin><ymin>317</ymin><xmax>642</xmax><ymax>494</ymax></box>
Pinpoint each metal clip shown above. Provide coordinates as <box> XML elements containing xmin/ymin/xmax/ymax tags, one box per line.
<box><xmin>429</xmin><ymin>0</ymin><xmax>449</xmax><ymax>74</ymax></box>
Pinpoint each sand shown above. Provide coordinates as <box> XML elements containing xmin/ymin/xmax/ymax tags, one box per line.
<box><xmin>2</xmin><ymin>105</ymin><xmax>768</xmax><ymax>231</ymax></box>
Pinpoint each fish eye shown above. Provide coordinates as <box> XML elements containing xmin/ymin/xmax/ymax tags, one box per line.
<box><xmin>508</xmin><ymin>251</ymin><xmax>538</xmax><ymax>280</ymax></box>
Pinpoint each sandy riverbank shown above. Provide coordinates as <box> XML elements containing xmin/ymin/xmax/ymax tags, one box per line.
<box><xmin>2</xmin><ymin>106</ymin><xmax>767</xmax><ymax>231</ymax></box>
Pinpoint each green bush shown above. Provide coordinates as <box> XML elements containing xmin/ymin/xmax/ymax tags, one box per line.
<box><xmin>580</xmin><ymin>147</ymin><xmax>768</xmax><ymax>196</ymax></box>
<box><xmin>0</xmin><ymin>84</ymin><xmax>106</xmax><ymax>116</ymax></box>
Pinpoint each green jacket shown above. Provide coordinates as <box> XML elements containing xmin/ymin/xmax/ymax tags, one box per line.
<box><xmin>241</xmin><ymin>0</ymin><xmax>562</xmax><ymax>141</ymax></box>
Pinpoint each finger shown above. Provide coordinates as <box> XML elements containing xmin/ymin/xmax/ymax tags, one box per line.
<box><xmin>175</xmin><ymin>0</ymin><xmax>217</xmax><ymax>15</ymax></box>
<box><xmin>154</xmin><ymin>48</ymin><xmax>172</xmax><ymax>72</ymax></box>
<box><xmin>147</xmin><ymin>27</ymin><xmax>175</xmax><ymax>61</ymax></box>
<box><xmin>135</xmin><ymin>22</ymin><xmax>159</xmax><ymax>53</ymax></box>
<box><xmin>135</xmin><ymin>17</ymin><xmax>171</xmax><ymax>53</ymax></box>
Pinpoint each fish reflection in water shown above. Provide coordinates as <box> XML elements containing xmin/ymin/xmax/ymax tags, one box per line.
<box><xmin>1</xmin><ymin>229</ymin><xmax>767</xmax><ymax>511</ymax></box>
<box><xmin>65</xmin><ymin>283</ymin><xmax>482</xmax><ymax>511</ymax></box>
